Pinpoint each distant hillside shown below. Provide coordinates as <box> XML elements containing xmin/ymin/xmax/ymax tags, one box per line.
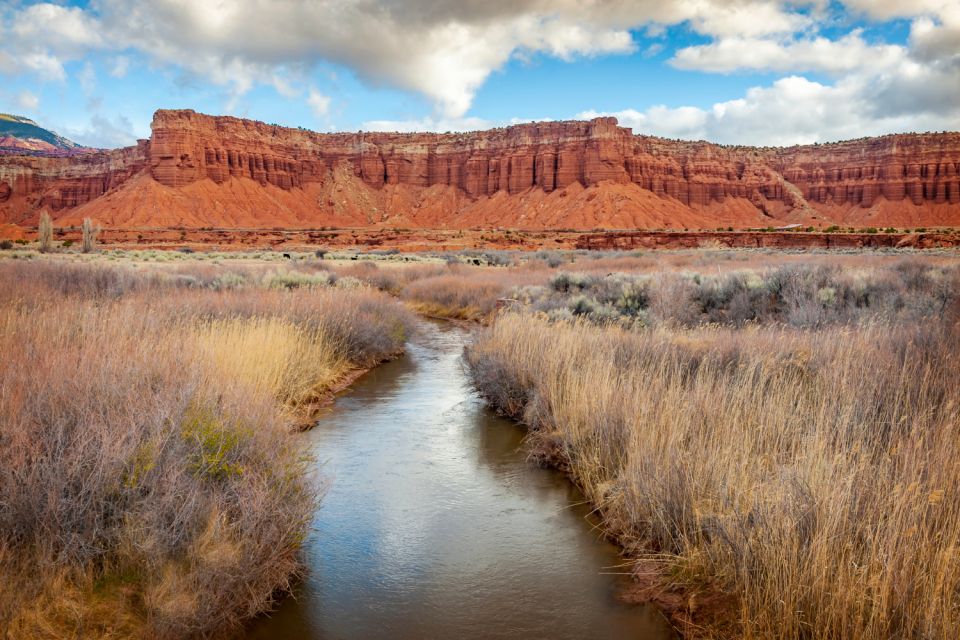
<box><xmin>0</xmin><ymin>114</ymin><xmax>92</xmax><ymax>156</ymax></box>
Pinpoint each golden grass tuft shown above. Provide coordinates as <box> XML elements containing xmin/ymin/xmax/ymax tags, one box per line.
<box><xmin>194</xmin><ymin>316</ymin><xmax>348</xmax><ymax>420</ymax></box>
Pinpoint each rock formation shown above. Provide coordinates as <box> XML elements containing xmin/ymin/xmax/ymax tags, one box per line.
<box><xmin>1</xmin><ymin>109</ymin><xmax>958</xmax><ymax>230</ymax></box>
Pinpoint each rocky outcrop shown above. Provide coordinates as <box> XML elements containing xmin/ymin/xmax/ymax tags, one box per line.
<box><xmin>147</xmin><ymin>110</ymin><xmax>635</xmax><ymax>196</ymax></box>
<box><xmin>147</xmin><ymin>110</ymin><xmax>960</xmax><ymax>211</ymax></box>
<box><xmin>1</xmin><ymin>109</ymin><xmax>959</xmax><ymax>230</ymax></box>
<box><xmin>0</xmin><ymin>141</ymin><xmax>147</xmax><ymax>224</ymax></box>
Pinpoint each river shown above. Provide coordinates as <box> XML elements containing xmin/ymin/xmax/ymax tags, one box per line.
<box><xmin>247</xmin><ymin>319</ymin><xmax>674</xmax><ymax>639</ymax></box>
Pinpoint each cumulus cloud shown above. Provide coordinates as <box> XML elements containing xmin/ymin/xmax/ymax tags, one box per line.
<box><xmin>0</xmin><ymin>0</ymin><xmax>826</xmax><ymax>117</ymax></box>
<box><xmin>671</xmin><ymin>31</ymin><xmax>907</xmax><ymax>74</ymax></box>
<box><xmin>840</xmin><ymin>0</ymin><xmax>952</xmax><ymax>20</ymax></box>
<box><xmin>0</xmin><ymin>0</ymin><xmax>957</xmax><ymax>144</ymax></box>
<box><xmin>909</xmin><ymin>7</ymin><xmax>960</xmax><ymax>62</ymax></box>
<box><xmin>9</xmin><ymin>3</ymin><xmax>106</xmax><ymax>55</ymax></box>
<box><xmin>14</xmin><ymin>90</ymin><xmax>39</xmax><ymax>111</ymax></box>
<box><xmin>633</xmin><ymin>0</ymin><xmax>960</xmax><ymax>143</ymax></box>
<box><xmin>581</xmin><ymin>72</ymin><xmax>960</xmax><ymax>147</ymax></box>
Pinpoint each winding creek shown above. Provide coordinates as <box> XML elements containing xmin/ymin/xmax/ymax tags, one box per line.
<box><xmin>247</xmin><ymin>319</ymin><xmax>674</xmax><ymax>639</ymax></box>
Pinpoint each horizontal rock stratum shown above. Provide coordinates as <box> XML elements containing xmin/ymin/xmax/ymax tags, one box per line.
<box><xmin>1</xmin><ymin>109</ymin><xmax>959</xmax><ymax>230</ymax></box>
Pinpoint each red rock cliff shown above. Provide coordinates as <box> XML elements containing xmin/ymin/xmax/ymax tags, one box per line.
<box><xmin>0</xmin><ymin>141</ymin><xmax>147</xmax><ymax>224</ymax></box>
<box><xmin>148</xmin><ymin>110</ymin><xmax>634</xmax><ymax>195</ymax></box>
<box><xmin>1</xmin><ymin>109</ymin><xmax>959</xmax><ymax>229</ymax></box>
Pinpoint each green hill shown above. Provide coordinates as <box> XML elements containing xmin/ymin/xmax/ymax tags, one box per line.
<box><xmin>0</xmin><ymin>113</ymin><xmax>86</xmax><ymax>153</ymax></box>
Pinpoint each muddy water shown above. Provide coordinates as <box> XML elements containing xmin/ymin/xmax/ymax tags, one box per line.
<box><xmin>247</xmin><ymin>320</ymin><xmax>674</xmax><ymax>639</ymax></box>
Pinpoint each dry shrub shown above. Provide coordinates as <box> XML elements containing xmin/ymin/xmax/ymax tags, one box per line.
<box><xmin>400</xmin><ymin>268</ymin><xmax>544</xmax><ymax>321</ymax></box>
<box><xmin>467</xmin><ymin>313</ymin><xmax>960</xmax><ymax>639</ymax></box>
<box><xmin>0</xmin><ymin>260</ymin><xmax>413</xmax><ymax>637</ymax></box>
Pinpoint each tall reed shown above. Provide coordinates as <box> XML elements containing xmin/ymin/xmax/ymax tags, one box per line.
<box><xmin>467</xmin><ymin>312</ymin><xmax>960</xmax><ymax>638</ymax></box>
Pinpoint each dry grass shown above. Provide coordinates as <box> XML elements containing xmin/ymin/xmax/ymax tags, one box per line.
<box><xmin>400</xmin><ymin>272</ymin><xmax>518</xmax><ymax>321</ymax></box>
<box><xmin>194</xmin><ymin>317</ymin><xmax>347</xmax><ymax>420</ymax></box>
<box><xmin>0</xmin><ymin>259</ymin><xmax>413</xmax><ymax>637</ymax></box>
<box><xmin>467</xmin><ymin>307</ymin><xmax>960</xmax><ymax>639</ymax></box>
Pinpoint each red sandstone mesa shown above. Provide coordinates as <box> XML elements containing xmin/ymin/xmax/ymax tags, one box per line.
<box><xmin>1</xmin><ymin>109</ymin><xmax>958</xmax><ymax>231</ymax></box>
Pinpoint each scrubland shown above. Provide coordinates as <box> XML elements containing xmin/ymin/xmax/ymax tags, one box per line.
<box><xmin>0</xmin><ymin>258</ymin><xmax>411</xmax><ymax>638</ymax></box>
<box><xmin>4</xmin><ymin>245</ymin><xmax>960</xmax><ymax>639</ymax></box>
<box><xmin>463</xmin><ymin>256</ymin><xmax>960</xmax><ymax>638</ymax></box>
<box><xmin>297</xmin><ymin>246</ymin><xmax>960</xmax><ymax>638</ymax></box>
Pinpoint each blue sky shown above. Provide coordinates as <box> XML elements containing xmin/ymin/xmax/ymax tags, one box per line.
<box><xmin>1</xmin><ymin>0</ymin><xmax>957</xmax><ymax>148</ymax></box>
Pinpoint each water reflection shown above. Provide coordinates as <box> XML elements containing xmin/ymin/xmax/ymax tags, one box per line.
<box><xmin>247</xmin><ymin>321</ymin><xmax>674</xmax><ymax>639</ymax></box>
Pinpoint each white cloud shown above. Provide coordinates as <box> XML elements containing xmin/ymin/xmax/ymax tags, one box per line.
<box><xmin>62</xmin><ymin>114</ymin><xmax>138</xmax><ymax>149</ymax></box>
<box><xmin>0</xmin><ymin>51</ymin><xmax>16</xmax><ymax>75</ymax></box>
<box><xmin>19</xmin><ymin>52</ymin><xmax>66</xmax><ymax>82</ymax></box>
<box><xmin>685</xmin><ymin>0</ymin><xmax>813</xmax><ymax>38</ymax></box>
<box><xmin>14</xmin><ymin>90</ymin><xmax>39</xmax><ymax>111</ymax></box>
<box><xmin>671</xmin><ymin>31</ymin><xmax>906</xmax><ymax>74</ymax></box>
<box><xmin>0</xmin><ymin>0</ymin><xmax>957</xmax><ymax>144</ymax></box>
<box><xmin>0</xmin><ymin>0</ymin><xmax>826</xmax><ymax>117</ymax></box>
<box><xmin>581</xmin><ymin>105</ymin><xmax>709</xmax><ymax>139</ymax></box>
<box><xmin>109</xmin><ymin>56</ymin><xmax>130</xmax><ymax>78</ymax></box>
<box><xmin>307</xmin><ymin>88</ymin><xmax>331</xmax><ymax>118</ymax></box>
<box><xmin>362</xmin><ymin>116</ymin><xmax>496</xmax><ymax>133</ymax></box>
<box><xmin>909</xmin><ymin>7</ymin><xmax>960</xmax><ymax>62</ymax></box>
<box><xmin>839</xmin><ymin>0</ymin><xmax>951</xmax><ymax>20</ymax></box>
<box><xmin>654</xmin><ymin>0</ymin><xmax>960</xmax><ymax>143</ymax></box>
<box><xmin>581</xmin><ymin>71</ymin><xmax>960</xmax><ymax>147</ymax></box>
<box><xmin>9</xmin><ymin>3</ymin><xmax>105</xmax><ymax>55</ymax></box>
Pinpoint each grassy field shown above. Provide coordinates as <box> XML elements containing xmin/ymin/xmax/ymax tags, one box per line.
<box><xmin>0</xmin><ymin>257</ymin><xmax>412</xmax><ymax>637</ymax></box>
<box><xmin>3</xmin><ymin>246</ymin><xmax>959</xmax><ymax>638</ymax></box>
<box><xmin>461</xmin><ymin>255</ymin><xmax>960</xmax><ymax>638</ymax></box>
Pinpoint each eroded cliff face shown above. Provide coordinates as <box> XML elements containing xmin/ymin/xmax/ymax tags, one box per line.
<box><xmin>147</xmin><ymin>110</ymin><xmax>634</xmax><ymax>196</ymax></box>
<box><xmin>0</xmin><ymin>141</ymin><xmax>148</xmax><ymax>224</ymax></box>
<box><xmin>1</xmin><ymin>109</ymin><xmax>959</xmax><ymax>229</ymax></box>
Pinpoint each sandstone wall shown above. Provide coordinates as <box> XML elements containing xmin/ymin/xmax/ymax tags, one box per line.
<box><xmin>149</xmin><ymin>109</ymin><xmax>960</xmax><ymax>211</ymax></box>
<box><xmin>1</xmin><ymin>108</ymin><xmax>959</xmax><ymax>228</ymax></box>
<box><xmin>0</xmin><ymin>141</ymin><xmax>147</xmax><ymax>221</ymax></box>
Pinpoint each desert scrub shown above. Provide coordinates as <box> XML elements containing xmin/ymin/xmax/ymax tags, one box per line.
<box><xmin>519</xmin><ymin>262</ymin><xmax>959</xmax><ymax>328</ymax></box>
<box><xmin>466</xmin><ymin>312</ymin><xmax>960</xmax><ymax>639</ymax></box>
<box><xmin>399</xmin><ymin>269</ymin><xmax>543</xmax><ymax>321</ymax></box>
<box><xmin>0</xmin><ymin>260</ymin><xmax>413</xmax><ymax>637</ymax></box>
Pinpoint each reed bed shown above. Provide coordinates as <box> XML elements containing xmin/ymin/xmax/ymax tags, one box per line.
<box><xmin>0</xmin><ymin>260</ymin><xmax>412</xmax><ymax>637</ymax></box>
<box><xmin>466</xmin><ymin>306</ymin><xmax>960</xmax><ymax>638</ymax></box>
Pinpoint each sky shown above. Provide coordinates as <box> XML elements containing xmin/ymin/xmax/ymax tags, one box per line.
<box><xmin>0</xmin><ymin>0</ymin><xmax>958</xmax><ymax>148</ymax></box>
